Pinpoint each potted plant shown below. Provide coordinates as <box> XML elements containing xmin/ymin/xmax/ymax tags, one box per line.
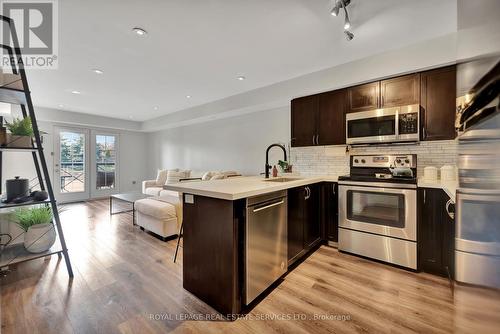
<box><xmin>4</xmin><ymin>117</ymin><xmax>34</xmax><ymax>148</ymax></box>
<box><xmin>13</xmin><ymin>206</ymin><xmax>56</xmax><ymax>253</ymax></box>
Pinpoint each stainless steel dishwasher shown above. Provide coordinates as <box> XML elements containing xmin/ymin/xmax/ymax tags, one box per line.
<box><xmin>246</xmin><ymin>190</ymin><xmax>287</xmax><ymax>304</ymax></box>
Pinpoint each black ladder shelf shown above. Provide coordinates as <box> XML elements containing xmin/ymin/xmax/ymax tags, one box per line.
<box><xmin>0</xmin><ymin>15</ymin><xmax>73</xmax><ymax>277</ymax></box>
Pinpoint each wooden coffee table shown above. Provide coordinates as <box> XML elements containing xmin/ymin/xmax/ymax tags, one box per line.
<box><xmin>110</xmin><ymin>192</ymin><xmax>151</xmax><ymax>225</ymax></box>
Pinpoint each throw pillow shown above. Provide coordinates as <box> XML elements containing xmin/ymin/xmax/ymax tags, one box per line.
<box><xmin>210</xmin><ymin>173</ymin><xmax>226</xmax><ymax>180</ymax></box>
<box><xmin>201</xmin><ymin>171</ymin><xmax>214</xmax><ymax>181</ymax></box>
<box><xmin>166</xmin><ymin>170</ymin><xmax>191</xmax><ymax>184</ymax></box>
<box><xmin>155</xmin><ymin>169</ymin><xmax>168</xmax><ymax>185</ymax></box>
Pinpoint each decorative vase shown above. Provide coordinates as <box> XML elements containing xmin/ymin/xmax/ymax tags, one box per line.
<box><xmin>5</xmin><ymin>134</ymin><xmax>32</xmax><ymax>148</ymax></box>
<box><xmin>24</xmin><ymin>223</ymin><xmax>56</xmax><ymax>253</ymax></box>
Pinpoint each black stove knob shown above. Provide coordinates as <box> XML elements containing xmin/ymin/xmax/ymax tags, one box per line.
<box><xmin>354</xmin><ymin>159</ymin><xmax>359</xmax><ymax>163</ymax></box>
<box><xmin>361</xmin><ymin>159</ymin><xmax>366</xmax><ymax>163</ymax></box>
<box><xmin>405</xmin><ymin>159</ymin><xmax>410</xmax><ymax>164</ymax></box>
<box><xmin>396</xmin><ymin>159</ymin><xmax>401</xmax><ymax>164</ymax></box>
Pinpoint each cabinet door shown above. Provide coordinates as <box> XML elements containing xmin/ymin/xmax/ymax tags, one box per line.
<box><xmin>287</xmin><ymin>186</ymin><xmax>305</xmax><ymax>262</ymax></box>
<box><xmin>347</xmin><ymin>81</ymin><xmax>380</xmax><ymax>113</ymax></box>
<box><xmin>418</xmin><ymin>188</ymin><xmax>455</xmax><ymax>278</ymax></box>
<box><xmin>317</xmin><ymin>90</ymin><xmax>346</xmax><ymax>145</ymax></box>
<box><xmin>420</xmin><ymin>66</ymin><xmax>457</xmax><ymax>141</ymax></box>
<box><xmin>291</xmin><ymin>95</ymin><xmax>318</xmax><ymax>147</ymax></box>
<box><xmin>323</xmin><ymin>182</ymin><xmax>338</xmax><ymax>243</ymax></box>
<box><xmin>380</xmin><ymin>74</ymin><xmax>420</xmax><ymax>108</ymax></box>
<box><xmin>303</xmin><ymin>184</ymin><xmax>321</xmax><ymax>249</ymax></box>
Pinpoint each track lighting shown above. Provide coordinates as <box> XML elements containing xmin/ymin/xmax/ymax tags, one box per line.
<box><xmin>330</xmin><ymin>0</ymin><xmax>354</xmax><ymax>41</ymax></box>
<box><xmin>344</xmin><ymin>30</ymin><xmax>354</xmax><ymax>41</ymax></box>
<box><xmin>343</xmin><ymin>4</ymin><xmax>351</xmax><ymax>29</ymax></box>
<box><xmin>330</xmin><ymin>3</ymin><xmax>340</xmax><ymax>16</ymax></box>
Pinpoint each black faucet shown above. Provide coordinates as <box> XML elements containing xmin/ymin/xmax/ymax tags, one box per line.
<box><xmin>265</xmin><ymin>143</ymin><xmax>287</xmax><ymax>178</ymax></box>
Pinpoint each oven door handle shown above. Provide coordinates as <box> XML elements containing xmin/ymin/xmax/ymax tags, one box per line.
<box><xmin>445</xmin><ymin>199</ymin><xmax>455</xmax><ymax>220</ymax></box>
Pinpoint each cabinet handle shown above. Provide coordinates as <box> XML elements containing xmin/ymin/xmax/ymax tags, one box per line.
<box><xmin>446</xmin><ymin>199</ymin><xmax>455</xmax><ymax>220</ymax></box>
<box><xmin>332</xmin><ymin>185</ymin><xmax>336</xmax><ymax>195</ymax></box>
<box><xmin>316</xmin><ymin>134</ymin><xmax>319</xmax><ymax>145</ymax></box>
<box><xmin>423</xmin><ymin>128</ymin><xmax>426</xmax><ymax>139</ymax></box>
<box><xmin>312</xmin><ymin>135</ymin><xmax>315</xmax><ymax>145</ymax></box>
<box><xmin>423</xmin><ymin>189</ymin><xmax>426</xmax><ymax>204</ymax></box>
<box><xmin>305</xmin><ymin>186</ymin><xmax>310</xmax><ymax>200</ymax></box>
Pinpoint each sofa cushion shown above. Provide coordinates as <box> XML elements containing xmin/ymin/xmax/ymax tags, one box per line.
<box><xmin>135</xmin><ymin>198</ymin><xmax>177</xmax><ymax>220</ymax></box>
<box><xmin>159</xmin><ymin>189</ymin><xmax>180</xmax><ymax>199</ymax></box>
<box><xmin>166</xmin><ymin>170</ymin><xmax>191</xmax><ymax>184</ymax></box>
<box><xmin>144</xmin><ymin>187</ymin><xmax>163</xmax><ymax>196</ymax></box>
<box><xmin>155</xmin><ymin>169</ymin><xmax>168</xmax><ymax>185</ymax></box>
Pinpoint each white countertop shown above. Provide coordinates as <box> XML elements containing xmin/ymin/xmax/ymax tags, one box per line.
<box><xmin>165</xmin><ymin>175</ymin><xmax>458</xmax><ymax>202</ymax></box>
<box><xmin>164</xmin><ymin>175</ymin><xmax>338</xmax><ymax>200</ymax></box>
<box><xmin>417</xmin><ymin>178</ymin><xmax>458</xmax><ymax>202</ymax></box>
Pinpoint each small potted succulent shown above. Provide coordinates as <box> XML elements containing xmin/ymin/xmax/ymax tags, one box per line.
<box><xmin>13</xmin><ymin>206</ymin><xmax>56</xmax><ymax>253</ymax></box>
<box><xmin>4</xmin><ymin>117</ymin><xmax>34</xmax><ymax>148</ymax></box>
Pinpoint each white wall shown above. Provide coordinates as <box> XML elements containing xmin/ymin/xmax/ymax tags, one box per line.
<box><xmin>147</xmin><ymin>107</ymin><xmax>290</xmax><ymax>176</ymax></box>
<box><xmin>146</xmin><ymin>34</ymin><xmax>461</xmax><ymax>177</ymax></box>
<box><xmin>1</xmin><ymin>120</ymin><xmax>148</xmax><ymax>199</ymax></box>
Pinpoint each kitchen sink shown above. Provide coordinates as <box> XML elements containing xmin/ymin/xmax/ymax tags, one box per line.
<box><xmin>263</xmin><ymin>177</ymin><xmax>302</xmax><ymax>183</ymax></box>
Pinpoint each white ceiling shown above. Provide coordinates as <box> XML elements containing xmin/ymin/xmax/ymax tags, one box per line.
<box><xmin>25</xmin><ymin>0</ymin><xmax>457</xmax><ymax>122</ymax></box>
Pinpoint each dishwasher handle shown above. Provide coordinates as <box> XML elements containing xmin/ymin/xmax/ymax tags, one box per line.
<box><xmin>252</xmin><ymin>199</ymin><xmax>285</xmax><ymax>213</ymax></box>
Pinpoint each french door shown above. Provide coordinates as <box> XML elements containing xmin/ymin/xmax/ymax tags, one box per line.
<box><xmin>54</xmin><ymin>127</ymin><xmax>90</xmax><ymax>203</ymax></box>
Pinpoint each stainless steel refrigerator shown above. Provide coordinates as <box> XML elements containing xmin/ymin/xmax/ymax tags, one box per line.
<box><xmin>455</xmin><ymin>56</ymin><xmax>500</xmax><ymax>289</ymax></box>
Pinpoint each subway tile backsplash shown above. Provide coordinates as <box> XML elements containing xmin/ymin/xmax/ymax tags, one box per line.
<box><xmin>291</xmin><ymin>140</ymin><xmax>457</xmax><ymax>178</ymax></box>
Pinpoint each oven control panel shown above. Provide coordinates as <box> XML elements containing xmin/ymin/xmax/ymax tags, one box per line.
<box><xmin>351</xmin><ymin>155</ymin><xmax>417</xmax><ymax>168</ymax></box>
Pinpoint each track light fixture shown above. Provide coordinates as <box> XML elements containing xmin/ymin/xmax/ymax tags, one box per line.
<box><xmin>330</xmin><ymin>0</ymin><xmax>354</xmax><ymax>41</ymax></box>
<box><xmin>344</xmin><ymin>30</ymin><xmax>354</xmax><ymax>41</ymax></box>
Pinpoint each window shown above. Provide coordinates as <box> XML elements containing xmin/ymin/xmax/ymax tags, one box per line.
<box><xmin>95</xmin><ymin>135</ymin><xmax>116</xmax><ymax>190</ymax></box>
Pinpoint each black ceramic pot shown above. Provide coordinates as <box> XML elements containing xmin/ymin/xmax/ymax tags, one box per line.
<box><xmin>6</xmin><ymin>176</ymin><xmax>29</xmax><ymax>202</ymax></box>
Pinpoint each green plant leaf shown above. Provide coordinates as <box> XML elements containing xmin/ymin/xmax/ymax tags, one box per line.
<box><xmin>12</xmin><ymin>206</ymin><xmax>53</xmax><ymax>231</ymax></box>
<box><xmin>5</xmin><ymin>117</ymin><xmax>34</xmax><ymax>137</ymax></box>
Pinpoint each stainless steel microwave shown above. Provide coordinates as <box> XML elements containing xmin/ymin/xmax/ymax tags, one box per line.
<box><xmin>346</xmin><ymin>104</ymin><xmax>420</xmax><ymax>145</ymax></box>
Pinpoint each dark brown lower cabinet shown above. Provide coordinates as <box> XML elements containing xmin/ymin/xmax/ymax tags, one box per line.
<box><xmin>287</xmin><ymin>183</ymin><xmax>321</xmax><ymax>265</ymax></box>
<box><xmin>321</xmin><ymin>182</ymin><xmax>338</xmax><ymax>243</ymax></box>
<box><xmin>418</xmin><ymin>188</ymin><xmax>455</xmax><ymax>278</ymax></box>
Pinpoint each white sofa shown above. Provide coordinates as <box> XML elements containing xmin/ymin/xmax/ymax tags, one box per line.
<box><xmin>137</xmin><ymin>170</ymin><xmax>239</xmax><ymax>241</ymax></box>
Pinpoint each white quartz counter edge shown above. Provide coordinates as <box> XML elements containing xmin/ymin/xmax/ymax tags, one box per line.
<box><xmin>417</xmin><ymin>179</ymin><xmax>458</xmax><ymax>202</ymax></box>
<box><xmin>165</xmin><ymin>175</ymin><xmax>458</xmax><ymax>202</ymax></box>
<box><xmin>164</xmin><ymin>176</ymin><xmax>338</xmax><ymax>200</ymax></box>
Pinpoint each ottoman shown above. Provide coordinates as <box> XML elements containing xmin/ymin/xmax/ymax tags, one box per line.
<box><xmin>135</xmin><ymin>197</ymin><xmax>180</xmax><ymax>241</ymax></box>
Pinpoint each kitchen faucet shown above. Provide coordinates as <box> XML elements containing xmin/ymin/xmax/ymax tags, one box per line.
<box><xmin>265</xmin><ymin>143</ymin><xmax>287</xmax><ymax>178</ymax></box>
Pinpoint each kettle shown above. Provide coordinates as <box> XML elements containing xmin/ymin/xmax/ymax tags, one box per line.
<box><xmin>389</xmin><ymin>165</ymin><xmax>414</xmax><ymax>178</ymax></box>
<box><xmin>5</xmin><ymin>176</ymin><xmax>29</xmax><ymax>202</ymax></box>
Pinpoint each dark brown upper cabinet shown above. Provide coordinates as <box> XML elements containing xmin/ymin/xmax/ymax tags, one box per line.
<box><xmin>317</xmin><ymin>90</ymin><xmax>346</xmax><ymax>146</ymax></box>
<box><xmin>346</xmin><ymin>82</ymin><xmax>380</xmax><ymax>113</ymax></box>
<box><xmin>291</xmin><ymin>90</ymin><xmax>346</xmax><ymax>147</ymax></box>
<box><xmin>380</xmin><ymin>74</ymin><xmax>420</xmax><ymax>108</ymax></box>
<box><xmin>420</xmin><ymin>66</ymin><xmax>457</xmax><ymax>141</ymax></box>
<box><xmin>291</xmin><ymin>95</ymin><xmax>318</xmax><ymax>147</ymax></box>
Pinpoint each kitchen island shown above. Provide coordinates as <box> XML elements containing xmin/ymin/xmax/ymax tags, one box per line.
<box><xmin>165</xmin><ymin>175</ymin><xmax>337</xmax><ymax>315</ymax></box>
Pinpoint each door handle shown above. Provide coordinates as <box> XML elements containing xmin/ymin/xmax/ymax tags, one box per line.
<box><xmin>252</xmin><ymin>200</ymin><xmax>285</xmax><ymax>213</ymax></box>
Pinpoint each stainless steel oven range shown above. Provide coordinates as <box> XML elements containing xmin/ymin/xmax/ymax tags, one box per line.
<box><xmin>338</xmin><ymin>154</ymin><xmax>417</xmax><ymax>269</ymax></box>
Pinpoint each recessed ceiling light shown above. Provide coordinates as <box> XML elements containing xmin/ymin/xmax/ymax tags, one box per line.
<box><xmin>153</xmin><ymin>106</ymin><xmax>159</xmax><ymax>110</ymax></box>
<box><xmin>58</xmin><ymin>104</ymin><xmax>64</xmax><ymax>108</ymax></box>
<box><xmin>132</xmin><ymin>27</ymin><xmax>147</xmax><ymax>36</ymax></box>
<box><xmin>71</xmin><ymin>90</ymin><xmax>81</xmax><ymax>95</ymax></box>
<box><xmin>92</xmin><ymin>69</ymin><xmax>104</xmax><ymax>74</ymax></box>
<box><xmin>128</xmin><ymin>115</ymin><xmax>134</xmax><ymax>119</ymax></box>
<box><xmin>186</xmin><ymin>95</ymin><xmax>192</xmax><ymax>99</ymax></box>
<box><xmin>237</xmin><ymin>76</ymin><xmax>246</xmax><ymax>81</ymax></box>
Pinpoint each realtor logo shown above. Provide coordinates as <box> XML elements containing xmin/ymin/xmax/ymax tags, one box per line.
<box><xmin>1</xmin><ymin>0</ymin><xmax>58</xmax><ymax>69</ymax></box>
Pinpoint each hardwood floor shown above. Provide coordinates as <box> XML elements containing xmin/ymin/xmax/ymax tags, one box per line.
<box><xmin>2</xmin><ymin>199</ymin><xmax>500</xmax><ymax>334</ymax></box>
